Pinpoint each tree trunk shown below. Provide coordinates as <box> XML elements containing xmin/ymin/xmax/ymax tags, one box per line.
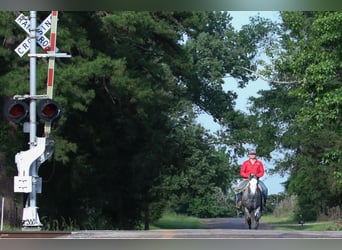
<box><xmin>144</xmin><ymin>206</ymin><xmax>150</xmax><ymax>230</ymax></box>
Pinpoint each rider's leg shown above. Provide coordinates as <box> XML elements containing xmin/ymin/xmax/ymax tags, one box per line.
<box><xmin>236</xmin><ymin>192</ymin><xmax>242</xmax><ymax>209</ymax></box>
<box><xmin>235</xmin><ymin>179</ymin><xmax>247</xmax><ymax>209</ymax></box>
<box><xmin>258</xmin><ymin>180</ymin><xmax>268</xmax><ymax>208</ymax></box>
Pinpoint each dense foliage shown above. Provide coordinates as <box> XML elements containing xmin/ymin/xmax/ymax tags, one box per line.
<box><xmin>244</xmin><ymin>11</ymin><xmax>342</xmax><ymax>221</ymax></box>
<box><xmin>0</xmin><ymin>11</ymin><xmax>270</xmax><ymax>229</ymax></box>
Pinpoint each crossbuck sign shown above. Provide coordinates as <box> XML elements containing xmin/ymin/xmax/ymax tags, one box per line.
<box><xmin>15</xmin><ymin>13</ymin><xmax>58</xmax><ymax>57</ymax></box>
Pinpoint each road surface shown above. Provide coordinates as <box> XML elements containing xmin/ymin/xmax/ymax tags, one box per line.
<box><xmin>58</xmin><ymin>217</ymin><xmax>342</xmax><ymax>239</ymax></box>
<box><xmin>202</xmin><ymin>217</ymin><xmax>272</xmax><ymax>229</ymax></box>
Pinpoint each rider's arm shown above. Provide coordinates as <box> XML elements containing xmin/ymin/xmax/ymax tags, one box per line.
<box><xmin>256</xmin><ymin>161</ymin><xmax>265</xmax><ymax>178</ymax></box>
<box><xmin>240</xmin><ymin>161</ymin><xmax>250</xmax><ymax>178</ymax></box>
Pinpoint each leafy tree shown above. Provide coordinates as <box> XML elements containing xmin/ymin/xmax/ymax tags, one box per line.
<box><xmin>245</xmin><ymin>11</ymin><xmax>342</xmax><ymax>220</ymax></box>
<box><xmin>162</xmin><ymin>116</ymin><xmax>235</xmax><ymax>218</ymax></box>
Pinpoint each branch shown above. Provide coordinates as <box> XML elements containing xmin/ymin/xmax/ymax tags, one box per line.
<box><xmin>102</xmin><ymin>79</ymin><xmax>117</xmax><ymax>105</ymax></box>
<box><xmin>240</xmin><ymin>67</ymin><xmax>304</xmax><ymax>84</ymax></box>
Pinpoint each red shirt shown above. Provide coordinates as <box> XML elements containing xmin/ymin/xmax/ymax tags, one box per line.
<box><xmin>240</xmin><ymin>159</ymin><xmax>265</xmax><ymax>179</ymax></box>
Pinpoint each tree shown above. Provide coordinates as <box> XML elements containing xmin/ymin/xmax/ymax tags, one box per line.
<box><xmin>244</xmin><ymin>11</ymin><xmax>342</xmax><ymax>220</ymax></box>
<box><xmin>162</xmin><ymin>115</ymin><xmax>236</xmax><ymax>218</ymax></box>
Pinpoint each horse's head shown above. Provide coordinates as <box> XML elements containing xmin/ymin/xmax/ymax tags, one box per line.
<box><xmin>249</xmin><ymin>174</ymin><xmax>258</xmax><ymax>180</ymax></box>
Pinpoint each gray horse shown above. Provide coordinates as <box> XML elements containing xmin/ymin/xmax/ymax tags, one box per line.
<box><xmin>241</xmin><ymin>174</ymin><xmax>262</xmax><ymax>229</ymax></box>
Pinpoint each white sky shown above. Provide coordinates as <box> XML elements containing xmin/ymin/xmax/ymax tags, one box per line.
<box><xmin>197</xmin><ymin>11</ymin><xmax>287</xmax><ymax>194</ymax></box>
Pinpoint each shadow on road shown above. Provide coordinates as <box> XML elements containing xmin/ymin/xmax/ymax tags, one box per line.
<box><xmin>202</xmin><ymin>217</ymin><xmax>273</xmax><ymax>230</ymax></box>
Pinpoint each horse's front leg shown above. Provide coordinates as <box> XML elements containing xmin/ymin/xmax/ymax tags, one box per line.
<box><xmin>254</xmin><ymin>207</ymin><xmax>262</xmax><ymax>229</ymax></box>
<box><xmin>244</xmin><ymin>208</ymin><xmax>252</xmax><ymax>229</ymax></box>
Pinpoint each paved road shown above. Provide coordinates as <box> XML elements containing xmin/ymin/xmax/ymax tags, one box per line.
<box><xmin>202</xmin><ymin>217</ymin><xmax>272</xmax><ymax>230</ymax></box>
<box><xmin>59</xmin><ymin>217</ymin><xmax>342</xmax><ymax>239</ymax></box>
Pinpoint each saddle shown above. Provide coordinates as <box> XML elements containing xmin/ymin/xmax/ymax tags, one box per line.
<box><xmin>233</xmin><ymin>181</ymin><xmax>249</xmax><ymax>194</ymax></box>
<box><xmin>234</xmin><ymin>179</ymin><xmax>265</xmax><ymax>200</ymax></box>
<box><xmin>234</xmin><ymin>178</ymin><xmax>264</xmax><ymax>194</ymax></box>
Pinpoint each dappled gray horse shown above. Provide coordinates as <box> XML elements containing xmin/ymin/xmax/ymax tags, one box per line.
<box><xmin>241</xmin><ymin>174</ymin><xmax>262</xmax><ymax>229</ymax></box>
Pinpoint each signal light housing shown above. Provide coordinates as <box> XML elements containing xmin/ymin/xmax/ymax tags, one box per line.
<box><xmin>37</xmin><ymin>99</ymin><xmax>62</xmax><ymax>122</ymax></box>
<box><xmin>3</xmin><ymin>100</ymin><xmax>29</xmax><ymax>124</ymax></box>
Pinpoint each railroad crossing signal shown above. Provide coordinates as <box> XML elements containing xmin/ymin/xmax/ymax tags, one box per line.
<box><xmin>14</xmin><ymin>13</ymin><xmax>58</xmax><ymax>57</ymax></box>
<box><xmin>9</xmin><ymin>11</ymin><xmax>70</xmax><ymax>229</ymax></box>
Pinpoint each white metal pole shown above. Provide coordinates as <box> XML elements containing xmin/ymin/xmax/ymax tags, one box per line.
<box><xmin>1</xmin><ymin>197</ymin><xmax>4</xmax><ymax>231</ymax></box>
<box><xmin>29</xmin><ymin>11</ymin><xmax>37</xmax><ymax>150</ymax></box>
<box><xmin>28</xmin><ymin>10</ymin><xmax>40</xmax><ymax>228</ymax></box>
<box><xmin>29</xmin><ymin>10</ymin><xmax>37</xmax><ymax>205</ymax></box>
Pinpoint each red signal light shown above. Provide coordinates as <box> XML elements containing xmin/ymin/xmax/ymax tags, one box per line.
<box><xmin>42</xmin><ymin>103</ymin><xmax>57</xmax><ymax>117</ymax></box>
<box><xmin>10</xmin><ymin>103</ymin><xmax>26</xmax><ymax>116</ymax></box>
<box><xmin>3</xmin><ymin>100</ymin><xmax>29</xmax><ymax>124</ymax></box>
<box><xmin>37</xmin><ymin>99</ymin><xmax>62</xmax><ymax>122</ymax></box>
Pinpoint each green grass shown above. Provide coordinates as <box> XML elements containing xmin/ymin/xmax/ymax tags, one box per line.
<box><xmin>151</xmin><ymin>213</ymin><xmax>205</xmax><ymax>229</ymax></box>
<box><xmin>261</xmin><ymin>213</ymin><xmax>297</xmax><ymax>224</ymax></box>
<box><xmin>0</xmin><ymin>224</ymin><xmax>21</xmax><ymax>231</ymax></box>
<box><xmin>261</xmin><ymin>214</ymin><xmax>341</xmax><ymax>231</ymax></box>
<box><xmin>273</xmin><ymin>221</ymin><xmax>341</xmax><ymax>231</ymax></box>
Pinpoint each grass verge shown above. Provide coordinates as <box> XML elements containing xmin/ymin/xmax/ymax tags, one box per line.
<box><xmin>262</xmin><ymin>214</ymin><xmax>341</xmax><ymax>231</ymax></box>
<box><xmin>261</xmin><ymin>213</ymin><xmax>297</xmax><ymax>224</ymax></box>
<box><xmin>272</xmin><ymin>221</ymin><xmax>341</xmax><ymax>231</ymax></box>
<box><xmin>151</xmin><ymin>213</ymin><xmax>204</xmax><ymax>229</ymax></box>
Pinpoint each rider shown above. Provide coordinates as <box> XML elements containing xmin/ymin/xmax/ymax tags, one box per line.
<box><xmin>235</xmin><ymin>149</ymin><xmax>268</xmax><ymax>210</ymax></box>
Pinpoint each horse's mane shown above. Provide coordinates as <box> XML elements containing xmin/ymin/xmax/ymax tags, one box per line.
<box><xmin>242</xmin><ymin>175</ymin><xmax>261</xmax><ymax>203</ymax></box>
<box><xmin>248</xmin><ymin>177</ymin><xmax>258</xmax><ymax>195</ymax></box>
